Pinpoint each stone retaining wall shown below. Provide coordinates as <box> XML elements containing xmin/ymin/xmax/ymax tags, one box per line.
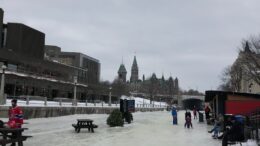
<box><xmin>0</xmin><ymin>106</ymin><xmax>164</xmax><ymax>119</ymax></box>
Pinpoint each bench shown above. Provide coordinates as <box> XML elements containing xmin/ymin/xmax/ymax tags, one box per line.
<box><xmin>0</xmin><ymin>136</ymin><xmax>32</xmax><ymax>145</ymax></box>
<box><xmin>0</xmin><ymin>128</ymin><xmax>32</xmax><ymax>146</ymax></box>
<box><xmin>72</xmin><ymin>119</ymin><xmax>98</xmax><ymax>133</ymax></box>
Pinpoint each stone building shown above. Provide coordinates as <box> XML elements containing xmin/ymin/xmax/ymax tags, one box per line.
<box><xmin>116</xmin><ymin>55</ymin><xmax>179</xmax><ymax>102</ymax></box>
<box><xmin>117</xmin><ymin>63</ymin><xmax>127</xmax><ymax>82</ymax></box>
<box><xmin>232</xmin><ymin>42</ymin><xmax>260</xmax><ymax>93</ymax></box>
<box><xmin>130</xmin><ymin>56</ymin><xmax>139</xmax><ymax>83</ymax></box>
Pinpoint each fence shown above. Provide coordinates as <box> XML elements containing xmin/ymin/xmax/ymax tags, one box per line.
<box><xmin>6</xmin><ymin>97</ymin><xmax>166</xmax><ymax>109</ymax></box>
<box><xmin>248</xmin><ymin>108</ymin><xmax>260</xmax><ymax>143</ymax></box>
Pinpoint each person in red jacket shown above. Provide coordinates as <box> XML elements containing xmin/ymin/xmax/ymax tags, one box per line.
<box><xmin>7</xmin><ymin>99</ymin><xmax>23</xmax><ymax>128</ymax></box>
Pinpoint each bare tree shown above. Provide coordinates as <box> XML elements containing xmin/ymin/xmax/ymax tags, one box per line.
<box><xmin>238</xmin><ymin>38</ymin><xmax>260</xmax><ymax>86</ymax></box>
<box><xmin>218</xmin><ymin>35</ymin><xmax>260</xmax><ymax>92</ymax></box>
<box><xmin>218</xmin><ymin>64</ymin><xmax>242</xmax><ymax>92</ymax></box>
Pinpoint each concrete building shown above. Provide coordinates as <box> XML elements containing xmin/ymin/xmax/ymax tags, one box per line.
<box><xmin>0</xmin><ymin>8</ymin><xmax>100</xmax><ymax>101</ymax></box>
<box><xmin>44</xmin><ymin>45</ymin><xmax>61</xmax><ymax>61</ymax></box>
<box><xmin>5</xmin><ymin>23</ymin><xmax>45</xmax><ymax>59</ymax></box>
<box><xmin>58</xmin><ymin>52</ymin><xmax>100</xmax><ymax>85</ymax></box>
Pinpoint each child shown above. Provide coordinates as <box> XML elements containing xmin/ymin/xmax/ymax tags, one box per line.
<box><xmin>185</xmin><ymin>115</ymin><xmax>193</xmax><ymax>128</ymax></box>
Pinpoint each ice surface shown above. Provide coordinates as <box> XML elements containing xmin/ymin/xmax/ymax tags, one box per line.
<box><xmin>10</xmin><ymin>111</ymin><xmax>257</xmax><ymax>146</ymax></box>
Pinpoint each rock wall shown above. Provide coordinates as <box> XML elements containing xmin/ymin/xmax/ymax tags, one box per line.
<box><xmin>0</xmin><ymin>106</ymin><xmax>164</xmax><ymax>119</ymax></box>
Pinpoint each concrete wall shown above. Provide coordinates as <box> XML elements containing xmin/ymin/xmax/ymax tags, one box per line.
<box><xmin>0</xmin><ymin>106</ymin><xmax>164</xmax><ymax>119</ymax></box>
<box><xmin>6</xmin><ymin>23</ymin><xmax>45</xmax><ymax>59</ymax></box>
<box><xmin>0</xmin><ymin>8</ymin><xmax>3</xmax><ymax>48</ymax></box>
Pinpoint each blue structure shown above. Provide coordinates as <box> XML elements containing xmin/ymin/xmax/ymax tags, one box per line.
<box><xmin>171</xmin><ymin>107</ymin><xmax>178</xmax><ymax>125</ymax></box>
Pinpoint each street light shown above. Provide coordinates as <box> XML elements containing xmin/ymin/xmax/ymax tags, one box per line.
<box><xmin>109</xmin><ymin>87</ymin><xmax>112</xmax><ymax>106</ymax></box>
<box><xmin>249</xmin><ymin>82</ymin><xmax>253</xmax><ymax>93</ymax></box>
<box><xmin>160</xmin><ymin>98</ymin><xmax>161</xmax><ymax>108</ymax></box>
<box><xmin>0</xmin><ymin>64</ymin><xmax>7</xmax><ymax>105</ymax></box>
<box><xmin>73</xmin><ymin>76</ymin><xmax>77</xmax><ymax>106</ymax></box>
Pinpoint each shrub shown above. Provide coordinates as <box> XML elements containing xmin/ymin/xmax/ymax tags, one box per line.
<box><xmin>107</xmin><ymin>109</ymin><xmax>124</xmax><ymax>127</ymax></box>
<box><xmin>124</xmin><ymin>111</ymin><xmax>133</xmax><ymax>124</ymax></box>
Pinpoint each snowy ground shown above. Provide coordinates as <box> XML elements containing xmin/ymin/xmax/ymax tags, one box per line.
<box><xmin>6</xmin><ymin>111</ymin><xmax>257</xmax><ymax>146</ymax></box>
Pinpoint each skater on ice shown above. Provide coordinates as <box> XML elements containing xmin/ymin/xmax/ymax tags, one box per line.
<box><xmin>171</xmin><ymin>106</ymin><xmax>178</xmax><ymax>125</ymax></box>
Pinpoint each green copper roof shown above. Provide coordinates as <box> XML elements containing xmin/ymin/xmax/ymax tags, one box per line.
<box><xmin>118</xmin><ymin>64</ymin><xmax>127</xmax><ymax>73</ymax></box>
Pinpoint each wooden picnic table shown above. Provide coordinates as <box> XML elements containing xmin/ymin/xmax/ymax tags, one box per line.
<box><xmin>72</xmin><ymin>119</ymin><xmax>98</xmax><ymax>133</ymax></box>
<box><xmin>0</xmin><ymin>128</ymin><xmax>30</xmax><ymax>146</ymax></box>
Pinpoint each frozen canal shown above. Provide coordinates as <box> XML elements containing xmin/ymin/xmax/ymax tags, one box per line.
<box><xmin>21</xmin><ymin>111</ymin><xmax>257</xmax><ymax>146</ymax></box>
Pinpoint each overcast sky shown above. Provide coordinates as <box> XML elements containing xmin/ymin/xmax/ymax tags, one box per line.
<box><xmin>1</xmin><ymin>0</ymin><xmax>260</xmax><ymax>92</ymax></box>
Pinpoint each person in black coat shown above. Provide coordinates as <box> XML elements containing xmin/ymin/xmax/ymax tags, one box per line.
<box><xmin>185</xmin><ymin>109</ymin><xmax>192</xmax><ymax>119</ymax></box>
<box><xmin>222</xmin><ymin>117</ymin><xmax>244</xmax><ymax>146</ymax></box>
<box><xmin>184</xmin><ymin>109</ymin><xmax>193</xmax><ymax>128</ymax></box>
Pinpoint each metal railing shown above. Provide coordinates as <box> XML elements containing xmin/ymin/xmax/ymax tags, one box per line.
<box><xmin>248</xmin><ymin>108</ymin><xmax>260</xmax><ymax>142</ymax></box>
<box><xmin>6</xmin><ymin>97</ymin><xmax>166</xmax><ymax>109</ymax></box>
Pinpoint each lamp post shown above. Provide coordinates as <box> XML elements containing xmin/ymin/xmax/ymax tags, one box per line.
<box><xmin>160</xmin><ymin>98</ymin><xmax>161</xmax><ymax>108</ymax></box>
<box><xmin>73</xmin><ymin>76</ymin><xmax>77</xmax><ymax>106</ymax></box>
<box><xmin>109</xmin><ymin>87</ymin><xmax>112</xmax><ymax>106</ymax></box>
<box><xmin>0</xmin><ymin>65</ymin><xmax>7</xmax><ymax>105</ymax></box>
<box><xmin>248</xmin><ymin>82</ymin><xmax>253</xmax><ymax>93</ymax></box>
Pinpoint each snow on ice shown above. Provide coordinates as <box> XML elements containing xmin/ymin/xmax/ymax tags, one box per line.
<box><xmin>7</xmin><ymin>111</ymin><xmax>256</xmax><ymax>146</ymax></box>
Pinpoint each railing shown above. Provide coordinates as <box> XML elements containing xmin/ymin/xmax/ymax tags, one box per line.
<box><xmin>248</xmin><ymin>108</ymin><xmax>260</xmax><ymax>143</ymax></box>
<box><xmin>6</xmin><ymin>98</ymin><xmax>166</xmax><ymax>109</ymax></box>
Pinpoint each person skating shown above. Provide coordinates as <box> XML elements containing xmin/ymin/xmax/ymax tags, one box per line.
<box><xmin>185</xmin><ymin>115</ymin><xmax>193</xmax><ymax>128</ymax></box>
<box><xmin>171</xmin><ymin>106</ymin><xmax>178</xmax><ymax>125</ymax></box>
<box><xmin>205</xmin><ymin>106</ymin><xmax>210</xmax><ymax>120</ymax></box>
<box><xmin>185</xmin><ymin>109</ymin><xmax>192</xmax><ymax>119</ymax></box>
<box><xmin>184</xmin><ymin>109</ymin><xmax>193</xmax><ymax>128</ymax></box>
<box><xmin>193</xmin><ymin>106</ymin><xmax>197</xmax><ymax>119</ymax></box>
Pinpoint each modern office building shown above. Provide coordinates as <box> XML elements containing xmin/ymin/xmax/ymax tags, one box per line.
<box><xmin>58</xmin><ymin>52</ymin><xmax>100</xmax><ymax>85</ymax></box>
<box><xmin>0</xmin><ymin>8</ymin><xmax>100</xmax><ymax>100</ymax></box>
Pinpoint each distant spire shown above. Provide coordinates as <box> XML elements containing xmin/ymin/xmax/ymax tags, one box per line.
<box><xmin>244</xmin><ymin>41</ymin><xmax>251</xmax><ymax>53</ymax></box>
<box><xmin>162</xmin><ymin>73</ymin><xmax>165</xmax><ymax>81</ymax></box>
<box><xmin>130</xmin><ymin>55</ymin><xmax>139</xmax><ymax>83</ymax></box>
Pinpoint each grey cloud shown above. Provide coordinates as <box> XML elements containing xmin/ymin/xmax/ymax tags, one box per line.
<box><xmin>1</xmin><ymin>0</ymin><xmax>260</xmax><ymax>92</ymax></box>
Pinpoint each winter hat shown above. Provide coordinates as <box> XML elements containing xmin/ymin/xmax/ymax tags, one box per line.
<box><xmin>11</xmin><ymin>99</ymin><xmax>17</xmax><ymax>103</ymax></box>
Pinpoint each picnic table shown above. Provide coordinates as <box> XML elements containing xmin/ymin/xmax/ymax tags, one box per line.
<box><xmin>72</xmin><ymin>119</ymin><xmax>98</xmax><ymax>133</ymax></box>
<box><xmin>0</xmin><ymin>128</ymin><xmax>31</xmax><ymax>146</ymax></box>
